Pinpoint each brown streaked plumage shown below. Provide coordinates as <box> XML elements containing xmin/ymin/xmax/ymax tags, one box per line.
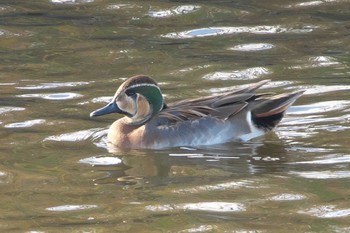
<box><xmin>90</xmin><ymin>75</ymin><xmax>303</xmax><ymax>149</ymax></box>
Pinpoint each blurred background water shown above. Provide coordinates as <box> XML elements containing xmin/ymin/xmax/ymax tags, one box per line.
<box><xmin>1</xmin><ymin>0</ymin><xmax>350</xmax><ymax>232</ymax></box>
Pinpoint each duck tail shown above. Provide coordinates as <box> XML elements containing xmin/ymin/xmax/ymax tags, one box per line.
<box><xmin>251</xmin><ymin>90</ymin><xmax>304</xmax><ymax>130</ymax></box>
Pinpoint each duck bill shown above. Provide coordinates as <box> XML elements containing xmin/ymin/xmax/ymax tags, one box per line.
<box><xmin>90</xmin><ymin>101</ymin><xmax>121</xmax><ymax>117</ymax></box>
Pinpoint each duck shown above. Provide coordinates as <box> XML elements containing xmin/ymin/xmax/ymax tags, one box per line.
<box><xmin>90</xmin><ymin>75</ymin><xmax>303</xmax><ymax>149</ymax></box>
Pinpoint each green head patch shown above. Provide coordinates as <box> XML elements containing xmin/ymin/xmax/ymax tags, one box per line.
<box><xmin>128</xmin><ymin>84</ymin><xmax>164</xmax><ymax>115</ymax></box>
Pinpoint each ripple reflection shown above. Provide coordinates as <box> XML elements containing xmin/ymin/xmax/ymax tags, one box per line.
<box><xmin>269</xmin><ymin>193</ymin><xmax>306</xmax><ymax>201</ymax></box>
<box><xmin>173</xmin><ymin>180</ymin><xmax>257</xmax><ymax>194</ymax></box>
<box><xmin>0</xmin><ymin>171</ymin><xmax>13</xmax><ymax>184</ymax></box>
<box><xmin>17</xmin><ymin>93</ymin><xmax>82</xmax><ymax>100</ymax></box>
<box><xmin>299</xmin><ymin>205</ymin><xmax>350</xmax><ymax>218</ymax></box>
<box><xmin>229</xmin><ymin>43</ymin><xmax>274</xmax><ymax>51</ymax></box>
<box><xmin>146</xmin><ymin>202</ymin><xmax>246</xmax><ymax>213</ymax></box>
<box><xmin>149</xmin><ymin>5</ymin><xmax>200</xmax><ymax>18</ymax></box>
<box><xmin>79</xmin><ymin>156</ymin><xmax>122</xmax><ymax>166</ymax></box>
<box><xmin>289</xmin><ymin>56</ymin><xmax>341</xmax><ymax>69</ymax></box>
<box><xmin>4</xmin><ymin>119</ymin><xmax>46</xmax><ymax>128</ymax></box>
<box><xmin>16</xmin><ymin>81</ymin><xmax>90</xmax><ymax>90</ymax></box>
<box><xmin>290</xmin><ymin>171</ymin><xmax>350</xmax><ymax>179</ymax></box>
<box><xmin>202</xmin><ymin>67</ymin><xmax>270</xmax><ymax>81</ymax></box>
<box><xmin>293</xmin><ymin>154</ymin><xmax>350</xmax><ymax>165</ymax></box>
<box><xmin>162</xmin><ymin>25</ymin><xmax>316</xmax><ymax>39</ymax></box>
<box><xmin>44</xmin><ymin>128</ymin><xmax>107</xmax><ymax>142</ymax></box>
<box><xmin>46</xmin><ymin>204</ymin><xmax>97</xmax><ymax>212</ymax></box>
<box><xmin>51</xmin><ymin>0</ymin><xmax>94</xmax><ymax>4</ymax></box>
<box><xmin>0</xmin><ymin>107</ymin><xmax>25</xmax><ymax>115</ymax></box>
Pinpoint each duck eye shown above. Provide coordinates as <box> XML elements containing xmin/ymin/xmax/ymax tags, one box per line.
<box><xmin>126</xmin><ymin>91</ymin><xmax>136</xmax><ymax>97</ymax></box>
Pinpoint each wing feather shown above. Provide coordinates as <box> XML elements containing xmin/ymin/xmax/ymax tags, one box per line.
<box><xmin>158</xmin><ymin>80</ymin><xmax>271</xmax><ymax>124</ymax></box>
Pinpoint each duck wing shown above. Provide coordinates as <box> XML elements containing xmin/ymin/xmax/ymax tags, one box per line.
<box><xmin>158</xmin><ymin>80</ymin><xmax>271</xmax><ymax>123</ymax></box>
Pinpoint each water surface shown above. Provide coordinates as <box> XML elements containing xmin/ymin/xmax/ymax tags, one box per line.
<box><xmin>1</xmin><ymin>0</ymin><xmax>350</xmax><ymax>232</ymax></box>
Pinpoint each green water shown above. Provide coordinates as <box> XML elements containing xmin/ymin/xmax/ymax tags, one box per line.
<box><xmin>1</xmin><ymin>0</ymin><xmax>350</xmax><ymax>232</ymax></box>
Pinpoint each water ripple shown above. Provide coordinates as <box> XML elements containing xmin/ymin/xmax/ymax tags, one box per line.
<box><xmin>162</xmin><ymin>25</ymin><xmax>316</xmax><ymax>39</ymax></box>
<box><xmin>229</xmin><ymin>43</ymin><xmax>274</xmax><ymax>51</ymax></box>
<box><xmin>46</xmin><ymin>204</ymin><xmax>98</xmax><ymax>212</ymax></box>
<box><xmin>16</xmin><ymin>81</ymin><xmax>90</xmax><ymax>90</ymax></box>
<box><xmin>173</xmin><ymin>180</ymin><xmax>257</xmax><ymax>194</ymax></box>
<box><xmin>0</xmin><ymin>29</ymin><xmax>20</xmax><ymax>37</ymax></box>
<box><xmin>286</xmin><ymin>0</ymin><xmax>344</xmax><ymax>8</ymax></box>
<box><xmin>4</xmin><ymin>119</ymin><xmax>46</xmax><ymax>128</ymax></box>
<box><xmin>269</xmin><ymin>193</ymin><xmax>306</xmax><ymax>201</ymax></box>
<box><xmin>303</xmin><ymin>86</ymin><xmax>350</xmax><ymax>95</ymax></box>
<box><xmin>91</xmin><ymin>96</ymin><xmax>113</xmax><ymax>104</ymax></box>
<box><xmin>148</xmin><ymin>5</ymin><xmax>200</xmax><ymax>18</ymax></box>
<box><xmin>206</xmin><ymin>80</ymin><xmax>293</xmax><ymax>94</ymax></box>
<box><xmin>146</xmin><ymin>202</ymin><xmax>246</xmax><ymax>213</ymax></box>
<box><xmin>79</xmin><ymin>156</ymin><xmax>122</xmax><ymax>166</ymax></box>
<box><xmin>0</xmin><ymin>171</ymin><xmax>14</xmax><ymax>184</ymax></box>
<box><xmin>202</xmin><ymin>67</ymin><xmax>270</xmax><ymax>81</ymax></box>
<box><xmin>286</xmin><ymin>100</ymin><xmax>350</xmax><ymax>115</ymax></box>
<box><xmin>44</xmin><ymin>128</ymin><xmax>107</xmax><ymax>142</ymax></box>
<box><xmin>51</xmin><ymin>0</ymin><xmax>94</xmax><ymax>4</ymax></box>
<box><xmin>169</xmin><ymin>153</ymin><xmax>239</xmax><ymax>160</ymax></box>
<box><xmin>290</xmin><ymin>171</ymin><xmax>350</xmax><ymax>179</ymax></box>
<box><xmin>0</xmin><ymin>107</ymin><xmax>25</xmax><ymax>115</ymax></box>
<box><xmin>106</xmin><ymin>4</ymin><xmax>138</xmax><ymax>10</ymax></box>
<box><xmin>299</xmin><ymin>205</ymin><xmax>350</xmax><ymax>218</ymax></box>
<box><xmin>0</xmin><ymin>6</ymin><xmax>15</xmax><ymax>13</ymax></box>
<box><xmin>17</xmin><ymin>93</ymin><xmax>82</xmax><ymax>100</ymax></box>
<box><xmin>289</xmin><ymin>56</ymin><xmax>341</xmax><ymax>69</ymax></box>
<box><xmin>293</xmin><ymin>154</ymin><xmax>350</xmax><ymax>165</ymax></box>
<box><xmin>179</xmin><ymin>225</ymin><xmax>217</xmax><ymax>233</ymax></box>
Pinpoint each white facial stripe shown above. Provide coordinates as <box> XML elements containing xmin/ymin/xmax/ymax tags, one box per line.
<box><xmin>126</xmin><ymin>83</ymin><xmax>160</xmax><ymax>91</ymax></box>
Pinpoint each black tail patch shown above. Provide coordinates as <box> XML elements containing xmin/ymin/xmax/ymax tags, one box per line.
<box><xmin>252</xmin><ymin>112</ymin><xmax>284</xmax><ymax>130</ymax></box>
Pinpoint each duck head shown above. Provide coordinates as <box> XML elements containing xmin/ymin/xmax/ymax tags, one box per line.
<box><xmin>90</xmin><ymin>75</ymin><xmax>165</xmax><ymax>125</ymax></box>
